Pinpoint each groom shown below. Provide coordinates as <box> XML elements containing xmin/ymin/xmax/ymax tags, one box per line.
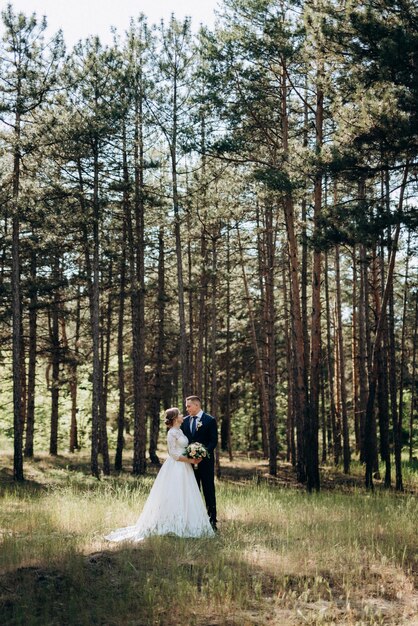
<box><xmin>181</xmin><ymin>395</ymin><xmax>218</xmax><ymax>531</ymax></box>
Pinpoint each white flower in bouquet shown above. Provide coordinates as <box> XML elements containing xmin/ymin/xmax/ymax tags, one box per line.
<box><xmin>185</xmin><ymin>442</ymin><xmax>209</xmax><ymax>469</ymax></box>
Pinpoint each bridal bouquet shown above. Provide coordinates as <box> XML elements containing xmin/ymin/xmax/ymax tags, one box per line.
<box><xmin>185</xmin><ymin>442</ymin><xmax>209</xmax><ymax>469</ymax></box>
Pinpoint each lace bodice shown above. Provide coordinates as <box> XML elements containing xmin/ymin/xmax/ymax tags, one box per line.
<box><xmin>167</xmin><ymin>427</ymin><xmax>188</xmax><ymax>461</ymax></box>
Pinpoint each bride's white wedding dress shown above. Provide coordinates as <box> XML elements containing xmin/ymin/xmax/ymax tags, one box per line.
<box><xmin>104</xmin><ymin>427</ymin><xmax>214</xmax><ymax>542</ymax></box>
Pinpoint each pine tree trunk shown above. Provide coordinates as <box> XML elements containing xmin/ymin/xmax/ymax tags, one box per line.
<box><xmin>333</xmin><ymin>305</ymin><xmax>342</xmax><ymax>463</ymax></box>
<box><xmin>264</xmin><ymin>203</ymin><xmax>277</xmax><ymax>476</ymax></box>
<box><xmin>129</xmin><ymin>94</ymin><xmax>147</xmax><ymax>476</ymax></box>
<box><xmin>335</xmin><ymin>243</ymin><xmax>350</xmax><ymax>473</ymax></box>
<box><xmin>351</xmin><ymin>245</ymin><xmax>360</xmax><ymax>453</ymax></box>
<box><xmin>171</xmin><ymin>68</ymin><xmax>190</xmax><ymax>400</ymax></box>
<box><xmin>77</xmin><ymin>159</ymin><xmax>97</xmax><ymax>473</ymax></box>
<box><xmin>375</xmin><ymin>243</ymin><xmax>391</xmax><ymax>487</ymax></box>
<box><xmin>409</xmin><ymin>293</ymin><xmax>418</xmax><ymax>462</ymax></box>
<box><xmin>283</xmin><ymin>253</ymin><xmax>295</xmax><ymax>465</ymax></box>
<box><xmin>24</xmin><ymin>245</ymin><xmax>37</xmax><ymax>458</ymax></box>
<box><xmin>91</xmin><ymin>141</ymin><xmax>101</xmax><ymax>479</ymax></box>
<box><xmin>281</xmin><ymin>63</ymin><xmax>308</xmax><ymax>484</ymax></box>
<box><xmin>99</xmin><ymin>262</ymin><xmax>112</xmax><ymax>475</ymax></box>
<box><xmin>384</xmin><ymin>169</ymin><xmax>402</xmax><ymax>491</ymax></box>
<box><xmin>12</xmin><ymin>108</ymin><xmax>24</xmax><ymax>482</ymax></box>
<box><xmin>133</xmin><ymin>95</ymin><xmax>147</xmax><ymax>475</ymax></box>
<box><xmin>149</xmin><ymin>225</ymin><xmax>165</xmax><ymax>465</ymax></box>
<box><xmin>301</xmin><ymin>94</ymin><xmax>310</xmax><ymax>391</ymax></box>
<box><xmin>196</xmin><ymin>229</ymin><xmax>208</xmax><ymax>399</ymax></box>
<box><xmin>256</xmin><ymin>204</ymin><xmax>270</xmax><ymax>457</ymax></box>
<box><xmin>325</xmin><ymin>251</ymin><xmax>339</xmax><ymax>463</ymax></box>
<box><xmin>20</xmin><ymin>323</ymin><xmax>27</xmax><ymax>456</ymax></box>
<box><xmin>49</xmin><ymin>257</ymin><xmax>60</xmax><ymax>456</ymax></box>
<box><xmin>320</xmin><ymin>347</ymin><xmax>327</xmax><ymax>464</ymax></box>
<box><xmin>196</xmin><ymin>117</ymin><xmax>208</xmax><ymax>400</ymax></box>
<box><xmin>187</xmin><ymin>226</ymin><xmax>195</xmax><ymax>391</ymax></box>
<box><xmin>307</xmin><ymin>73</ymin><xmax>323</xmax><ymax>492</ymax></box>
<box><xmin>210</xmin><ymin>233</ymin><xmax>221</xmax><ymax>478</ymax></box>
<box><xmin>221</xmin><ymin>223</ymin><xmax>233</xmax><ymax>460</ymax></box>
<box><xmin>115</xmin><ymin>217</ymin><xmax>127</xmax><ymax>471</ymax></box>
<box><xmin>358</xmin><ymin>240</ymin><xmax>368</xmax><ymax>465</ymax></box>
<box><xmin>397</xmin><ymin>231</ymin><xmax>411</xmax><ymax>472</ymax></box>
<box><xmin>69</xmin><ymin>287</ymin><xmax>81</xmax><ymax>453</ymax></box>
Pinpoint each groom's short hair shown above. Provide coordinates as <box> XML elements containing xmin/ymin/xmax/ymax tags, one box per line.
<box><xmin>186</xmin><ymin>395</ymin><xmax>201</xmax><ymax>405</ymax></box>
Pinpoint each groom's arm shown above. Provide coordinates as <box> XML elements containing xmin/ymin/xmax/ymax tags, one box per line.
<box><xmin>206</xmin><ymin>417</ymin><xmax>218</xmax><ymax>455</ymax></box>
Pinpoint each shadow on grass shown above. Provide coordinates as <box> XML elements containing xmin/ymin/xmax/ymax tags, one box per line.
<box><xmin>0</xmin><ymin>467</ymin><xmax>47</xmax><ymax>498</ymax></box>
<box><xmin>2</xmin><ymin>524</ymin><xmax>416</xmax><ymax>626</ymax></box>
<box><xmin>0</xmin><ymin>533</ymin><xmax>275</xmax><ymax>626</ymax></box>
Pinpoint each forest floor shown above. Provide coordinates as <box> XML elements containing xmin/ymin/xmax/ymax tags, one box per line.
<box><xmin>0</xmin><ymin>445</ymin><xmax>417</xmax><ymax>626</ymax></box>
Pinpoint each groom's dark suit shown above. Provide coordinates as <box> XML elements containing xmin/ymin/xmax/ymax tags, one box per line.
<box><xmin>181</xmin><ymin>412</ymin><xmax>218</xmax><ymax>529</ymax></box>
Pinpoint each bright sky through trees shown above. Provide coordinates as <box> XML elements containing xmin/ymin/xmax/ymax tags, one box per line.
<box><xmin>4</xmin><ymin>0</ymin><xmax>219</xmax><ymax>47</ymax></box>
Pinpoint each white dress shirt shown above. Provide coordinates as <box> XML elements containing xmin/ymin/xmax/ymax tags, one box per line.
<box><xmin>190</xmin><ymin>409</ymin><xmax>204</xmax><ymax>433</ymax></box>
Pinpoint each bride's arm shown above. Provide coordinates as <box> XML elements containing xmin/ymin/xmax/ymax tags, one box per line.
<box><xmin>167</xmin><ymin>430</ymin><xmax>200</xmax><ymax>464</ymax></box>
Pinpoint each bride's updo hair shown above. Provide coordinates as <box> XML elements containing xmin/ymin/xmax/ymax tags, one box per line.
<box><xmin>164</xmin><ymin>407</ymin><xmax>180</xmax><ymax>427</ymax></box>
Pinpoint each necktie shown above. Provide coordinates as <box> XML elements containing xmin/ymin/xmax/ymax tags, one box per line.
<box><xmin>191</xmin><ymin>416</ymin><xmax>198</xmax><ymax>436</ymax></box>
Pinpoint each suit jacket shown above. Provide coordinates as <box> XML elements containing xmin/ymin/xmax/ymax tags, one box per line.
<box><xmin>181</xmin><ymin>412</ymin><xmax>218</xmax><ymax>463</ymax></box>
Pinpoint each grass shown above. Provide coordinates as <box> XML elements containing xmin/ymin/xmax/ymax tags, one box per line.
<box><xmin>0</xmin><ymin>448</ymin><xmax>417</xmax><ymax>625</ymax></box>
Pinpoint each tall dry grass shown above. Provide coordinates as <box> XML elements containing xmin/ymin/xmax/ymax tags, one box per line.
<box><xmin>0</xmin><ymin>450</ymin><xmax>417</xmax><ymax>625</ymax></box>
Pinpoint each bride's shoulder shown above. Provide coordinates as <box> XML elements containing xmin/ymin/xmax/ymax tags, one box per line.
<box><xmin>167</xmin><ymin>427</ymin><xmax>181</xmax><ymax>437</ymax></box>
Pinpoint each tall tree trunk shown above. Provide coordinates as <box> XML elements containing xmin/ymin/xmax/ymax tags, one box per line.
<box><xmin>301</xmin><ymin>93</ymin><xmax>310</xmax><ymax>391</ymax></box>
<box><xmin>374</xmin><ymin>242</ymin><xmax>391</xmax><ymax>487</ymax></box>
<box><xmin>115</xmin><ymin>220</ymin><xmax>127</xmax><ymax>471</ymax></box>
<box><xmin>210</xmin><ymin>233</ymin><xmax>221</xmax><ymax>478</ymax></box>
<box><xmin>335</xmin><ymin>243</ymin><xmax>350</xmax><ymax>473</ymax></box>
<box><xmin>283</xmin><ymin>253</ymin><xmax>295</xmax><ymax>465</ymax></box>
<box><xmin>221</xmin><ymin>223</ymin><xmax>233</xmax><ymax>460</ymax></box>
<box><xmin>397</xmin><ymin>231</ymin><xmax>411</xmax><ymax>470</ymax></box>
<box><xmin>320</xmin><ymin>346</ymin><xmax>327</xmax><ymax>464</ymax></box>
<box><xmin>90</xmin><ymin>139</ymin><xmax>101</xmax><ymax>479</ymax></box>
<box><xmin>132</xmin><ymin>89</ymin><xmax>147</xmax><ymax>475</ymax></box>
<box><xmin>24</xmin><ymin>243</ymin><xmax>37</xmax><ymax>458</ymax></box>
<box><xmin>69</xmin><ymin>286</ymin><xmax>81</xmax><ymax>453</ymax></box>
<box><xmin>76</xmin><ymin>157</ymin><xmax>99</xmax><ymax>477</ymax></box>
<box><xmin>351</xmin><ymin>245</ymin><xmax>360</xmax><ymax>453</ymax></box>
<box><xmin>187</xmin><ymin>222</ymin><xmax>195</xmax><ymax>390</ymax></box>
<box><xmin>264</xmin><ymin>203</ymin><xmax>277</xmax><ymax>476</ymax></box>
<box><xmin>256</xmin><ymin>206</ymin><xmax>270</xmax><ymax>457</ymax></box>
<box><xmin>358</xmin><ymin>239</ymin><xmax>368</xmax><ymax>464</ymax></box>
<box><xmin>307</xmin><ymin>70</ymin><xmax>323</xmax><ymax>492</ymax></box>
<box><xmin>49</xmin><ymin>257</ymin><xmax>60</xmax><ymax>456</ymax></box>
<box><xmin>333</xmin><ymin>305</ymin><xmax>342</xmax><ymax>464</ymax></box>
<box><xmin>325</xmin><ymin>251</ymin><xmax>339</xmax><ymax>463</ymax></box>
<box><xmin>281</xmin><ymin>61</ymin><xmax>307</xmax><ymax>484</ymax></box>
<box><xmin>196</xmin><ymin>229</ymin><xmax>208</xmax><ymax>399</ymax></box>
<box><xmin>149</xmin><ymin>225</ymin><xmax>166</xmax><ymax>465</ymax></box>
<box><xmin>409</xmin><ymin>292</ymin><xmax>418</xmax><ymax>462</ymax></box>
<box><xmin>20</xmin><ymin>323</ymin><xmax>27</xmax><ymax>457</ymax></box>
<box><xmin>196</xmin><ymin>117</ymin><xmax>208</xmax><ymax>400</ymax></box>
<box><xmin>99</xmin><ymin>262</ymin><xmax>112</xmax><ymax>475</ymax></box>
<box><xmin>12</xmin><ymin>108</ymin><xmax>24</xmax><ymax>481</ymax></box>
<box><xmin>171</xmin><ymin>67</ymin><xmax>190</xmax><ymax>401</ymax></box>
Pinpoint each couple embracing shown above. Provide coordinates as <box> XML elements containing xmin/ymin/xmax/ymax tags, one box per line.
<box><xmin>105</xmin><ymin>396</ymin><xmax>218</xmax><ymax>542</ymax></box>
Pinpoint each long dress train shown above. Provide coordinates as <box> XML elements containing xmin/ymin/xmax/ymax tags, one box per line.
<box><xmin>104</xmin><ymin>427</ymin><xmax>214</xmax><ymax>542</ymax></box>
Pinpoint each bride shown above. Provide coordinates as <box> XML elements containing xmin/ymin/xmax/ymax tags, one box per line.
<box><xmin>104</xmin><ymin>408</ymin><xmax>215</xmax><ymax>542</ymax></box>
